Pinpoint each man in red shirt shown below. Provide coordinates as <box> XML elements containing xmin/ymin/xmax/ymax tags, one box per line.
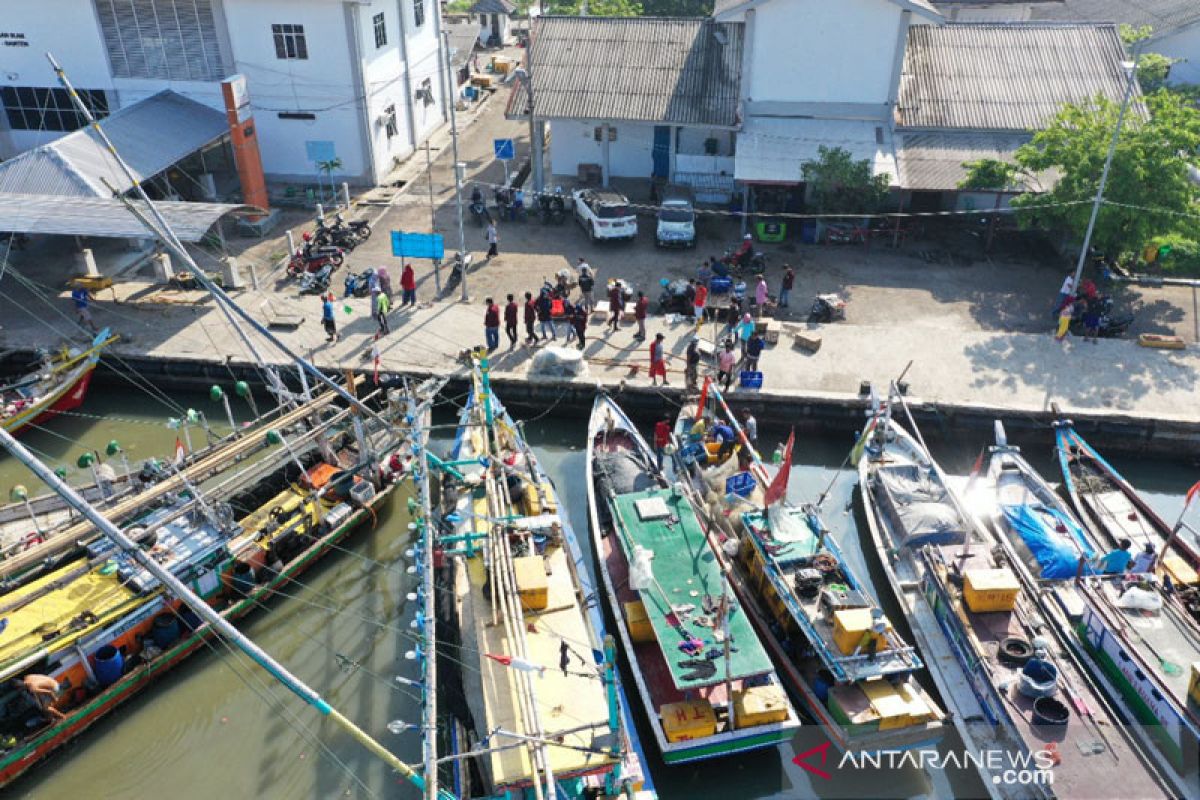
<box><xmin>693</xmin><ymin>281</ymin><xmax>709</xmax><ymax>329</ymax></box>
<box><xmin>484</xmin><ymin>297</ymin><xmax>500</xmax><ymax>351</ymax></box>
<box><xmin>607</xmin><ymin>283</ymin><xmax>624</xmax><ymax>333</ymax></box>
<box><xmin>649</xmin><ymin>332</ymin><xmax>668</xmax><ymax>387</ymax></box>
<box><xmin>634</xmin><ymin>291</ymin><xmax>649</xmax><ymax>340</ymax></box>
<box><xmin>400</xmin><ymin>263</ymin><xmax>417</xmax><ymax>307</ymax></box>
<box><xmin>504</xmin><ymin>294</ymin><xmax>519</xmax><ymax>348</ymax></box>
<box><xmin>653</xmin><ymin>413</ymin><xmax>672</xmax><ymax>471</ymax></box>
<box><xmin>523</xmin><ymin>291</ymin><xmax>538</xmax><ymax>344</ymax></box>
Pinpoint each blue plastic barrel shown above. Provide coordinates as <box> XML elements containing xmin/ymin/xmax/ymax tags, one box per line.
<box><xmin>231</xmin><ymin>562</ymin><xmax>256</xmax><ymax>596</ymax></box>
<box><xmin>93</xmin><ymin>645</ymin><xmax>124</xmax><ymax>687</ymax></box>
<box><xmin>151</xmin><ymin>613</ymin><xmax>181</xmax><ymax>648</ymax></box>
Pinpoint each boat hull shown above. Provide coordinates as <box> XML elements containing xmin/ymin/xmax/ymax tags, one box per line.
<box><xmin>3</xmin><ymin>362</ymin><xmax>96</xmax><ymax>436</ymax></box>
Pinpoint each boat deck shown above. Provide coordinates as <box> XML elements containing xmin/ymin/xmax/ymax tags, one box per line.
<box><xmin>609</xmin><ymin>487</ymin><xmax>774</xmax><ymax>690</ymax></box>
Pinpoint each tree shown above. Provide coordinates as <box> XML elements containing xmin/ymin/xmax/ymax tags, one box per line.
<box><xmin>642</xmin><ymin>0</ymin><xmax>713</xmax><ymax>15</ymax></box>
<box><xmin>545</xmin><ymin>0</ymin><xmax>642</xmax><ymax>14</ymax></box>
<box><xmin>800</xmin><ymin>146</ymin><xmax>893</xmax><ymax>215</ymax></box>
<box><xmin>1119</xmin><ymin>25</ymin><xmax>1177</xmax><ymax>93</ymax></box>
<box><xmin>963</xmin><ymin>91</ymin><xmax>1200</xmax><ymax>258</ymax></box>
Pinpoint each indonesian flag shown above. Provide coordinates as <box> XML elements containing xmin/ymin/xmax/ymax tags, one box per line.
<box><xmin>763</xmin><ymin>429</ymin><xmax>794</xmax><ymax>507</ymax></box>
<box><xmin>173</xmin><ymin>437</ymin><xmax>186</xmax><ymax>466</ymax></box>
<box><xmin>695</xmin><ymin>376</ymin><xmax>710</xmax><ymax>421</ymax></box>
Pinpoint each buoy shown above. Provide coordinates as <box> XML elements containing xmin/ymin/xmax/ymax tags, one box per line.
<box><xmin>235</xmin><ymin>381</ymin><xmax>251</xmax><ymax>398</ymax></box>
<box><xmin>210</xmin><ymin>385</ymin><xmax>225</xmax><ymax>402</ymax></box>
<box><xmin>54</xmin><ymin>467</ymin><xmax>68</xmax><ymax>480</ymax></box>
<box><xmin>265</xmin><ymin>429</ymin><xmax>282</xmax><ymax>446</ymax></box>
<box><xmin>9</xmin><ymin>485</ymin><xmax>27</xmax><ymax>502</ymax></box>
<box><xmin>77</xmin><ymin>452</ymin><xmax>95</xmax><ymax>468</ymax></box>
<box><xmin>105</xmin><ymin>440</ymin><xmax>121</xmax><ymax>456</ymax></box>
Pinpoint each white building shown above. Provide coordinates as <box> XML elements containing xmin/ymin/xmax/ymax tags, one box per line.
<box><xmin>0</xmin><ymin>0</ymin><xmax>454</xmax><ymax>188</ymax></box>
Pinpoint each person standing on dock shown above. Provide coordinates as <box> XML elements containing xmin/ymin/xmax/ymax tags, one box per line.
<box><xmin>373</xmin><ymin>290</ymin><xmax>391</xmax><ymax>335</ymax></box>
<box><xmin>485</xmin><ymin>221</ymin><xmax>499</xmax><ymax>258</ymax></box>
<box><xmin>376</xmin><ymin>266</ymin><xmax>393</xmax><ymax>300</ymax></box>
<box><xmin>321</xmin><ymin>293</ymin><xmax>339</xmax><ymax>343</ymax></box>
<box><xmin>523</xmin><ymin>291</ymin><xmax>538</xmax><ymax>344</ymax></box>
<box><xmin>484</xmin><ymin>297</ymin><xmax>500</xmax><ymax>351</ymax></box>
<box><xmin>779</xmin><ymin>265</ymin><xmax>795</xmax><ymax>309</ymax></box>
<box><xmin>577</xmin><ymin>259</ymin><xmax>596</xmax><ymax>312</ymax></box>
<box><xmin>745</xmin><ymin>329</ymin><xmax>765</xmax><ymax>373</ymax></box>
<box><xmin>607</xmin><ymin>282</ymin><xmax>624</xmax><ymax>334</ymax></box>
<box><xmin>693</xmin><ymin>280</ymin><xmax>708</xmax><ymax>331</ymax></box>
<box><xmin>571</xmin><ymin>304</ymin><xmax>588</xmax><ymax>351</ymax></box>
<box><xmin>504</xmin><ymin>294</ymin><xmax>519</xmax><ymax>348</ymax></box>
<box><xmin>634</xmin><ymin>291</ymin><xmax>649</xmax><ymax>341</ymax></box>
<box><xmin>685</xmin><ymin>337</ymin><xmax>701</xmax><ymax>393</ymax></box>
<box><xmin>400</xmin><ymin>263</ymin><xmax>416</xmax><ymax>308</ymax></box>
<box><xmin>649</xmin><ymin>333</ymin><xmax>668</xmax><ymax>386</ymax></box>
<box><xmin>754</xmin><ymin>275</ymin><xmax>769</xmax><ymax>317</ymax></box>
<box><xmin>717</xmin><ymin>339</ymin><xmax>737</xmax><ymax>391</ymax></box>
<box><xmin>71</xmin><ymin>286</ymin><xmax>99</xmax><ymax>333</ymax></box>
<box><xmin>537</xmin><ymin>290</ymin><xmax>556</xmax><ymax>341</ymax></box>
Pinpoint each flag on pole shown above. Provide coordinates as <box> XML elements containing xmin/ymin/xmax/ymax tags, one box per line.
<box><xmin>695</xmin><ymin>376</ymin><xmax>710</xmax><ymax>421</ymax></box>
<box><xmin>173</xmin><ymin>437</ymin><xmax>186</xmax><ymax>466</ymax></box>
<box><xmin>763</xmin><ymin>429</ymin><xmax>794</xmax><ymax>507</ymax></box>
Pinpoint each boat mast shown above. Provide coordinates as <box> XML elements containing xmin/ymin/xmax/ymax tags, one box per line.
<box><xmin>0</xmin><ymin>424</ymin><xmax>452</xmax><ymax>799</ymax></box>
<box><xmin>410</xmin><ymin>392</ymin><xmax>440</xmax><ymax>800</ymax></box>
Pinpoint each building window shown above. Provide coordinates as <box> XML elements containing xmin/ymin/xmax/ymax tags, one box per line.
<box><xmin>1</xmin><ymin>87</ymin><xmax>109</xmax><ymax>132</ymax></box>
<box><xmin>93</xmin><ymin>0</ymin><xmax>227</xmax><ymax>82</ymax></box>
<box><xmin>594</xmin><ymin>126</ymin><xmax>617</xmax><ymax>142</ymax></box>
<box><xmin>272</xmin><ymin>24</ymin><xmax>308</xmax><ymax>60</ymax></box>
<box><xmin>414</xmin><ymin>0</ymin><xmax>425</xmax><ymax>28</ymax></box>
<box><xmin>373</xmin><ymin>13</ymin><xmax>387</xmax><ymax>48</ymax></box>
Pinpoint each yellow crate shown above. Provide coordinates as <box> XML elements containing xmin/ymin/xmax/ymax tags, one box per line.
<box><xmin>832</xmin><ymin>608</ymin><xmax>892</xmax><ymax>656</ymax></box>
<box><xmin>523</xmin><ymin>483</ymin><xmax>542</xmax><ymax>517</ymax></box>
<box><xmin>624</xmin><ymin>600</ymin><xmax>655</xmax><ymax>643</ymax></box>
<box><xmin>963</xmin><ymin>567</ymin><xmax>1021</xmax><ymax>612</ymax></box>
<box><xmin>660</xmin><ymin>700</ymin><xmax>716</xmax><ymax>743</ymax></box>
<box><xmin>1189</xmin><ymin>663</ymin><xmax>1200</xmax><ymax>706</ymax></box>
<box><xmin>513</xmin><ymin>555</ymin><xmax>548</xmax><ymax>611</ymax></box>
<box><xmin>537</xmin><ymin>482</ymin><xmax>558</xmax><ymax>514</ymax></box>
<box><xmin>733</xmin><ymin>685</ymin><xmax>789</xmax><ymax>729</ymax></box>
<box><xmin>1162</xmin><ymin>555</ymin><xmax>1200</xmax><ymax>586</ymax></box>
<box><xmin>861</xmin><ymin>679</ymin><xmax>931</xmax><ymax>731</ymax></box>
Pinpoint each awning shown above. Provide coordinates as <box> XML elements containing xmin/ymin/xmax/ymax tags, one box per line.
<box><xmin>734</xmin><ymin>117</ymin><xmax>898</xmax><ymax>184</ymax></box>
<box><xmin>0</xmin><ymin>194</ymin><xmax>247</xmax><ymax>242</ymax></box>
<box><xmin>0</xmin><ymin>90</ymin><xmax>228</xmax><ymax>198</ymax></box>
<box><xmin>895</xmin><ymin>131</ymin><xmax>1055</xmax><ymax>192</ymax></box>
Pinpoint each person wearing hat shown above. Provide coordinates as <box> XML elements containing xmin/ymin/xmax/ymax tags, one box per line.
<box><xmin>1131</xmin><ymin>542</ymin><xmax>1157</xmax><ymax>573</ymax></box>
<box><xmin>648</xmin><ymin>333</ymin><xmax>668</xmax><ymax>386</ymax></box>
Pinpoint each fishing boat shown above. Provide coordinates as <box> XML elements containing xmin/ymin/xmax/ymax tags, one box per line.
<box><xmin>439</xmin><ymin>356</ymin><xmax>654</xmax><ymax>799</ymax></box>
<box><xmin>965</xmin><ymin>420</ymin><xmax>1179</xmax><ymax>798</ymax></box>
<box><xmin>1</xmin><ymin>328</ymin><xmax>113</xmax><ymax>436</ymax></box>
<box><xmin>587</xmin><ymin>394</ymin><xmax>800</xmax><ymax>764</ymax></box>
<box><xmin>0</xmin><ymin>377</ymin><xmax>439</xmax><ymax>787</ymax></box>
<box><xmin>674</xmin><ymin>385</ymin><xmax>944</xmax><ymax>755</ymax></box>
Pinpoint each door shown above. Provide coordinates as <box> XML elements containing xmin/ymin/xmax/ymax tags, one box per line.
<box><xmin>652</xmin><ymin>126</ymin><xmax>671</xmax><ymax>179</ymax></box>
<box><xmin>491</xmin><ymin>14</ymin><xmax>500</xmax><ymax>41</ymax></box>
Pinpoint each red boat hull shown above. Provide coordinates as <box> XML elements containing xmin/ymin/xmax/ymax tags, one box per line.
<box><xmin>5</xmin><ymin>365</ymin><xmax>95</xmax><ymax>436</ymax></box>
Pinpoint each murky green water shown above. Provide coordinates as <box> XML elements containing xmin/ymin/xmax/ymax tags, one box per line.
<box><xmin>1</xmin><ymin>380</ymin><xmax>1195</xmax><ymax>799</ymax></box>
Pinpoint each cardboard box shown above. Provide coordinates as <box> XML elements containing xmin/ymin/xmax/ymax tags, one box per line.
<box><xmin>832</xmin><ymin>608</ymin><xmax>892</xmax><ymax>655</ymax></box>
<box><xmin>624</xmin><ymin>600</ymin><xmax>655</xmax><ymax>643</ymax></box>
<box><xmin>963</xmin><ymin>567</ymin><xmax>1021</xmax><ymax>612</ymax></box>
<box><xmin>733</xmin><ymin>685</ymin><xmax>789</xmax><ymax>728</ymax></box>
<box><xmin>660</xmin><ymin>700</ymin><xmax>716</xmax><ymax>743</ymax></box>
<box><xmin>513</xmin><ymin>555</ymin><xmax>548</xmax><ymax>611</ymax></box>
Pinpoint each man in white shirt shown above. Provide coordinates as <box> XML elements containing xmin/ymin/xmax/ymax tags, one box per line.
<box><xmin>1131</xmin><ymin>543</ymin><xmax>1156</xmax><ymax>573</ymax></box>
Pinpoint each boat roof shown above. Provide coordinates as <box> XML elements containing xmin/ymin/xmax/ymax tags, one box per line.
<box><xmin>611</xmin><ymin>486</ymin><xmax>775</xmax><ymax>690</ymax></box>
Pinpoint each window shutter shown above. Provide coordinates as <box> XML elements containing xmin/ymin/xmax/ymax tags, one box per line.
<box><xmin>94</xmin><ymin>0</ymin><xmax>225</xmax><ymax>81</ymax></box>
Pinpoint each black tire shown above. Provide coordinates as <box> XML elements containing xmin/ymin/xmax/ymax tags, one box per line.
<box><xmin>331</xmin><ymin>252</ymin><xmax>344</xmax><ymax>267</ymax></box>
<box><xmin>589</xmin><ymin>223</ymin><xmax>598</xmax><ymax>242</ymax></box>
<box><xmin>355</xmin><ymin>224</ymin><xmax>372</xmax><ymax>241</ymax></box>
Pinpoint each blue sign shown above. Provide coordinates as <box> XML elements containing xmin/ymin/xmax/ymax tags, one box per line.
<box><xmin>493</xmin><ymin>138</ymin><xmax>515</xmax><ymax>161</ymax></box>
<box><xmin>305</xmin><ymin>140</ymin><xmax>337</xmax><ymax>163</ymax></box>
<box><xmin>725</xmin><ymin>472</ymin><xmax>757</xmax><ymax>498</ymax></box>
<box><xmin>391</xmin><ymin>231</ymin><xmax>445</xmax><ymax>260</ymax></box>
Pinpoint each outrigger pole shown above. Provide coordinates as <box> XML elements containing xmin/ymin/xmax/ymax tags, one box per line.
<box><xmin>47</xmin><ymin>53</ymin><xmax>394</xmax><ymax>431</ymax></box>
<box><xmin>0</xmin><ymin>423</ymin><xmax>453</xmax><ymax>799</ymax></box>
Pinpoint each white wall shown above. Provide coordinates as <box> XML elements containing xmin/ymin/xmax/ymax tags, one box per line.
<box><xmin>548</xmin><ymin>119</ymin><xmax>654</xmax><ymax>179</ymax></box>
<box><xmin>1158</xmin><ymin>25</ymin><xmax>1200</xmax><ymax>86</ymax></box>
<box><xmin>745</xmin><ymin>0</ymin><xmax>906</xmax><ymax>106</ymax></box>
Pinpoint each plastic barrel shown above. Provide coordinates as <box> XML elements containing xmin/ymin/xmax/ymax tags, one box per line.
<box><xmin>1031</xmin><ymin>696</ymin><xmax>1070</xmax><ymax>726</ymax></box>
<box><xmin>151</xmin><ymin>613</ymin><xmax>181</xmax><ymax>648</ymax></box>
<box><xmin>93</xmin><ymin>645</ymin><xmax>124</xmax><ymax>687</ymax></box>
<box><xmin>231</xmin><ymin>562</ymin><xmax>256</xmax><ymax>596</ymax></box>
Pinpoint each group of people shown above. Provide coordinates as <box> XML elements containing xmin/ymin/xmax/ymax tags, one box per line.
<box><xmin>1052</xmin><ymin>273</ymin><xmax>1102</xmax><ymax>343</ymax></box>
<box><xmin>319</xmin><ymin>262</ymin><xmax>418</xmax><ymax>343</ymax></box>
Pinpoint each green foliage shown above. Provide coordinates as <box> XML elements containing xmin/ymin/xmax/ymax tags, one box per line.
<box><xmin>1119</xmin><ymin>24</ymin><xmax>1153</xmax><ymax>46</ymax></box>
<box><xmin>1117</xmin><ymin>25</ymin><xmax>1178</xmax><ymax>93</ymax></box>
<box><xmin>800</xmin><ymin>146</ymin><xmax>893</xmax><ymax>215</ymax></box>
<box><xmin>446</xmin><ymin>0</ymin><xmax>473</xmax><ymax>12</ymax></box>
<box><xmin>545</xmin><ymin>0</ymin><xmax>643</xmax><ymax>14</ymax></box>
<box><xmin>994</xmin><ymin>92</ymin><xmax>1200</xmax><ymax>258</ymax></box>
<box><xmin>959</xmin><ymin>159</ymin><xmax>1023</xmax><ymax>191</ymax></box>
<box><xmin>642</xmin><ymin>0</ymin><xmax>713</xmax><ymax>14</ymax></box>
<box><xmin>1147</xmin><ymin>233</ymin><xmax>1200</xmax><ymax>275</ymax></box>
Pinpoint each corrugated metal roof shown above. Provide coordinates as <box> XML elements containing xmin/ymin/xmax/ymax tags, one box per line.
<box><xmin>735</xmin><ymin>117</ymin><xmax>898</xmax><ymax>184</ymax></box>
<box><xmin>470</xmin><ymin>0</ymin><xmax>516</xmax><ymax>13</ymax></box>
<box><xmin>0</xmin><ymin>90</ymin><xmax>227</xmax><ymax>198</ymax></box>
<box><xmin>1034</xmin><ymin>0</ymin><xmax>1200</xmax><ymax>34</ymax></box>
<box><xmin>894</xmin><ymin>131</ymin><xmax>1059</xmax><ymax>190</ymax></box>
<box><xmin>898</xmin><ymin>22</ymin><xmax>1135</xmax><ymax>131</ymax></box>
<box><xmin>446</xmin><ymin>24</ymin><xmax>479</xmax><ymax>69</ymax></box>
<box><xmin>529</xmin><ymin>16</ymin><xmax>743</xmax><ymax>127</ymax></box>
<box><xmin>0</xmin><ymin>193</ymin><xmax>243</xmax><ymax>241</ymax></box>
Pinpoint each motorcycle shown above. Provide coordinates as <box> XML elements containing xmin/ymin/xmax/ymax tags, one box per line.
<box><xmin>287</xmin><ymin>246</ymin><xmax>343</xmax><ymax>277</ymax></box>
<box><xmin>722</xmin><ymin>243</ymin><xmax>767</xmax><ymax>276</ymax></box>
<box><xmin>299</xmin><ymin>263</ymin><xmax>333</xmax><ymax>295</ymax></box>
<box><xmin>657</xmin><ymin>278</ymin><xmax>694</xmax><ymax>315</ymax></box>
<box><xmin>1070</xmin><ymin>294</ymin><xmax>1133</xmax><ymax>338</ymax></box>
<box><xmin>336</xmin><ymin>212</ymin><xmax>371</xmax><ymax>242</ymax></box>
<box><xmin>343</xmin><ymin>268</ymin><xmax>375</xmax><ymax>298</ymax></box>
<box><xmin>313</xmin><ymin>217</ymin><xmax>360</xmax><ymax>250</ymax></box>
<box><xmin>537</xmin><ymin>191</ymin><xmax>566</xmax><ymax>225</ymax></box>
<box><xmin>810</xmin><ymin>293</ymin><xmax>846</xmax><ymax>323</ymax></box>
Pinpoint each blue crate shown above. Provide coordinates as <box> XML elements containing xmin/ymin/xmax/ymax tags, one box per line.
<box><xmin>739</xmin><ymin>371</ymin><xmax>763</xmax><ymax>389</ymax></box>
<box><xmin>710</xmin><ymin>276</ymin><xmax>733</xmax><ymax>295</ymax></box>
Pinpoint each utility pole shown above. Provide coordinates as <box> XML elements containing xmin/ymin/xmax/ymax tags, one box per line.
<box><xmin>527</xmin><ymin>4</ymin><xmax>543</xmax><ymax>194</ymax></box>
<box><xmin>1070</xmin><ymin>49</ymin><xmax>1140</xmax><ymax>294</ymax></box>
<box><xmin>425</xmin><ymin>141</ymin><xmax>441</xmax><ymax>294</ymax></box>
<box><xmin>441</xmin><ymin>29</ymin><xmax>470</xmax><ymax>302</ymax></box>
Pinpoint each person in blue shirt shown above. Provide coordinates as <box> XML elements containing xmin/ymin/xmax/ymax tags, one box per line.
<box><xmin>711</xmin><ymin>422</ymin><xmax>736</xmax><ymax>461</ymax></box>
<box><xmin>71</xmin><ymin>286</ymin><xmax>99</xmax><ymax>333</ymax></box>
<box><xmin>320</xmin><ymin>293</ymin><xmax>338</xmax><ymax>342</ymax></box>
<box><xmin>1097</xmin><ymin>538</ymin><xmax>1133</xmax><ymax>574</ymax></box>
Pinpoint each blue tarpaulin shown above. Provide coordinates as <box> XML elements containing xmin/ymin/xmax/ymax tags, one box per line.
<box><xmin>1002</xmin><ymin>504</ymin><xmax>1095</xmax><ymax>579</ymax></box>
<box><xmin>391</xmin><ymin>231</ymin><xmax>445</xmax><ymax>260</ymax></box>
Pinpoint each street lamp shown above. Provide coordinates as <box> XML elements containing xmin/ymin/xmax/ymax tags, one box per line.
<box><xmin>1069</xmin><ymin>51</ymin><xmax>1140</xmax><ymax>294</ymax></box>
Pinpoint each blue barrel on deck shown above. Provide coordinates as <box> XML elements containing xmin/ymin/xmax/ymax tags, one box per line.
<box><xmin>93</xmin><ymin>645</ymin><xmax>124</xmax><ymax>687</ymax></box>
<box><xmin>151</xmin><ymin>613</ymin><xmax>181</xmax><ymax>648</ymax></box>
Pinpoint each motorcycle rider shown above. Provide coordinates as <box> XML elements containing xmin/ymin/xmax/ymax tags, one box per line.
<box><xmin>733</xmin><ymin>234</ymin><xmax>754</xmax><ymax>269</ymax></box>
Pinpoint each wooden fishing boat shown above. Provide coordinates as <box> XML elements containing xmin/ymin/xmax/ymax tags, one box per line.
<box><xmin>587</xmin><ymin>394</ymin><xmax>800</xmax><ymax>764</ymax></box>
<box><xmin>440</xmin><ymin>361</ymin><xmax>653</xmax><ymax>799</ymax></box>
<box><xmin>967</xmin><ymin>421</ymin><xmax>1179</xmax><ymax>798</ymax></box>
<box><xmin>673</xmin><ymin>389</ymin><xmax>944</xmax><ymax>756</ymax></box>
<box><xmin>0</xmin><ymin>378</ymin><xmax>438</xmax><ymax>787</ymax></box>
<box><xmin>1</xmin><ymin>329</ymin><xmax>113</xmax><ymax>436</ymax></box>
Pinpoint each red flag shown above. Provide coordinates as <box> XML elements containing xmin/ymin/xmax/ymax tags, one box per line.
<box><xmin>1186</xmin><ymin>479</ymin><xmax>1200</xmax><ymax>510</ymax></box>
<box><xmin>763</xmin><ymin>429</ymin><xmax>794</xmax><ymax>507</ymax></box>
<box><xmin>173</xmin><ymin>437</ymin><xmax>186</xmax><ymax>466</ymax></box>
<box><xmin>695</xmin><ymin>376</ymin><xmax>710</xmax><ymax>421</ymax></box>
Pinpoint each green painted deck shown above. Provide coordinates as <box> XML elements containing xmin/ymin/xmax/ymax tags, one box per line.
<box><xmin>611</xmin><ymin>487</ymin><xmax>775</xmax><ymax>690</ymax></box>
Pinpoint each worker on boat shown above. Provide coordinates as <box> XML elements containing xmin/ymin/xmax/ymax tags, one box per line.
<box><xmin>22</xmin><ymin>674</ymin><xmax>65</xmax><ymax>722</ymax></box>
<box><xmin>1130</xmin><ymin>542</ymin><xmax>1157</xmax><ymax>574</ymax></box>
<box><xmin>1096</xmin><ymin>538</ymin><xmax>1134</xmax><ymax>574</ymax></box>
<box><xmin>710</xmin><ymin>421</ymin><xmax>736</xmax><ymax>461</ymax></box>
<box><xmin>852</xmin><ymin>609</ymin><xmax>890</xmax><ymax>662</ymax></box>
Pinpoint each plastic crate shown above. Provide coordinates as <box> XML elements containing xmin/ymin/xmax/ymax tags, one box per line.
<box><xmin>739</xmin><ymin>371</ymin><xmax>763</xmax><ymax>389</ymax></box>
<box><xmin>709</xmin><ymin>276</ymin><xmax>733</xmax><ymax>295</ymax></box>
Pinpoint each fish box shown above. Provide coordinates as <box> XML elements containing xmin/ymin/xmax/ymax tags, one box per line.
<box><xmin>862</xmin><ymin>679</ymin><xmax>933</xmax><ymax>731</ymax></box>
<box><xmin>1189</xmin><ymin>663</ymin><xmax>1200</xmax><ymax>706</ymax></box>
<box><xmin>733</xmin><ymin>685</ymin><xmax>789</xmax><ymax>729</ymax></box>
<box><xmin>832</xmin><ymin>607</ymin><xmax>892</xmax><ymax>655</ymax></box>
<box><xmin>1162</xmin><ymin>555</ymin><xmax>1200</xmax><ymax>586</ymax></box>
<box><xmin>512</xmin><ymin>555</ymin><xmax>548</xmax><ymax>611</ymax></box>
<box><xmin>963</xmin><ymin>567</ymin><xmax>1020</xmax><ymax>612</ymax></box>
<box><xmin>624</xmin><ymin>600</ymin><xmax>655</xmax><ymax>643</ymax></box>
<box><xmin>660</xmin><ymin>699</ymin><xmax>716</xmax><ymax>743</ymax></box>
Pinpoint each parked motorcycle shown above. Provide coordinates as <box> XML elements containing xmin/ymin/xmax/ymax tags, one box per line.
<box><xmin>722</xmin><ymin>242</ymin><xmax>767</xmax><ymax>275</ymax></box>
<box><xmin>657</xmin><ymin>278</ymin><xmax>694</xmax><ymax>315</ymax></box>
<box><xmin>313</xmin><ymin>217</ymin><xmax>360</xmax><ymax>250</ymax></box>
<box><xmin>287</xmin><ymin>245</ymin><xmax>343</xmax><ymax>277</ymax></box>
<box><xmin>537</xmin><ymin>191</ymin><xmax>566</xmax><ymax>224</ymax></box>
<box><xmin>343</xmin><ymin>268</ymin><xmax>375</xmax><ymax>298</ymax></box>
<box><xmin>810</xmin><ymin>293</ymin><xmax>847</xmax><ymax>323</ymax></box>
<box><xmin>1070</xmin><ymin>293</ymin><xmax>1133</xmax><ymax>338</ymax></box>
<box><xmin>336</xmin><ymin>212</ymin><xmax>371</xmax><ymax>242</ymax></box>
<box><xmin>299</xmin><ymin>263</ymin><xmax>334</xmax><ymax>295</ymax></box>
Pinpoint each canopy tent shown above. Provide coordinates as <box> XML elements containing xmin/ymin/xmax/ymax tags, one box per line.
<box><xmin>0</xmin><ymin>194</ymin><xmax>247</xmax><ymax>242</ymax></box>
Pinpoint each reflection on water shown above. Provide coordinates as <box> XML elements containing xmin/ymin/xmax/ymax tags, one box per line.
<box><xmin>1</xmin><ymin>383</ymin><xmax>1195</xmax><ymax>799</ymax></box>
